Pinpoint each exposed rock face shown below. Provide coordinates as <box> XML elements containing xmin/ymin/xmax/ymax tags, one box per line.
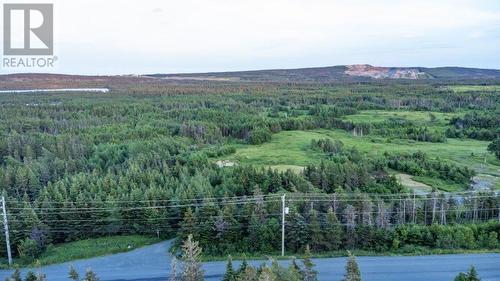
<box><xmin>344</xmin><ymin>64</ymin><xmax>431</xmax><ymax>79</ymax></box>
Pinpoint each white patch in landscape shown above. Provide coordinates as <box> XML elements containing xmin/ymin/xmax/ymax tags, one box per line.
<box><xmin>215</xmin><ymin>160</ymin><xmax>237</xmax><ymax>168</ymax></box>
<box><xmin>0</xmin><ymin>88</ymin><xmax>110</xmax><ymax>93</ymax></box>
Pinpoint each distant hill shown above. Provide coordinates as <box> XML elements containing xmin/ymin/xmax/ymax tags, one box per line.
<box><xmin>147</xmin><ymin>64</ymin><xmax>500</xmax><ymax>82</ymax></box>
<box><xmin>2</xmin><ymin>65</ymin><xmax>500</xmax><ymax>89</ymax></box>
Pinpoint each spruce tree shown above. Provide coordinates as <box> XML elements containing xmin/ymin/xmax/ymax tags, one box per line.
<box><xmin>258</xmin><ymin>266</ymin><xmax>276</xmax><ymax>281</ymax></box>
<box><xmin>181</xmin><ymin>234</ymin><xmax>204</xmax><ymax>281</ymax></box>
<box><xmin>286</xmin><ymin>264</ymin><xmax>303</xmax><ymax>281</ymax></box>
<box><xmin>24</xmin><ymin>271</ymin><xmax>37</xmax><ymax>281</ymax></box>
<box><xmin>290</xmin><ymin>257</ymin><xmax>301</xmax><ymax>273</ymax></box>
<box><xmin>454</xmin><ymin>273</ymin><xmax>469</xmax><ymax>281</ymax></box>
<box><xmin>287</xmin><ymin>211</ymin><xmax>308</xmax><ymax>252</ymax></box>
<box><xmin>342</xmin><ymin>251</ymin><xmax>361</xmax><ymax>281</ymax></box>
<box><xmin>468</xmin><ymin>266</ymin><xmax>480</xmax><ymax>281</ymax></box>
<box><xmin>223</xmin><ymin>255</ymin><xmax>236</xmax><ymax>281</ymax></box>
<box><xmin>68</xmin><ymin>265</ymin><xmax>79</xmax><ymax>281</ymax></box>
<box><xmin>487</xmin><ymin>138</ymin><xmax>500</xmax><ymax>160</ymax></box>
<box><xmin>248</xmin><ymin>212</ymin><xmax>261</xmax><ymax>251</ymax></box>
<box><xmin>301</xmin><ymin>245</ymin><xmax>318</xmax><ymax>281</ymax></box>
<box><xmin>180</xmin><ymin>208</ymin><xmax>197</xmax><ymax>241</ymax></box>
<box><xmin>324</xmin><ymin>207</ymin><xmax>344</xmax><ymax>251</ymax></box>
<box><xmin>455</xmin><ymin>266</ymin><xmax>481</xmax><ymax>281</ymax></box>
<box><xmin>237</xmin><ymin>266</ymin><xmax>258</xmax><ymax>281</ymax></box>
<box><xmin>236</xmin><ymin>256</ymin><xmax>249</xmax><ymax>277</ymax></box>
<box><xmin>309</xmin><ymin>210</ymin><xmax>323</xmax><ymax>251</ymax></box>
<box><xmin>287</xmin><ymin>259</ymin><xmax>303</xmax><ymax>281</ymax></box>
<box><xmin>82</xmin><ymin>268</ymin><xmax>99</xmax><ymax>281</ymax></box>
<box><xmin>10</xmin><ymin>268</ymin><xmax>21</xmax><ymax>281</ymax></box>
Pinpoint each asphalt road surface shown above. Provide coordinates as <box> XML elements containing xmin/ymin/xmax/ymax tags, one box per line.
<box><xmin>1</xmin><ymin>241</ymin><xmax>500</xmax><ymax>281</ymax></box>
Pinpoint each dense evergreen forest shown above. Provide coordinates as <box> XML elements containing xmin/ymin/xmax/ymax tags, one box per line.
<box><xmin>0</xmin><ymin>80</ymin><xmax>499</xmax><ymax>263</ymax></box>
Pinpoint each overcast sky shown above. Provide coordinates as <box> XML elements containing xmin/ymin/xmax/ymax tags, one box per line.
<box><xmin>2</xmin><ymin>0</ymin><xmax>500</xmax><ymax>74</ymax></box>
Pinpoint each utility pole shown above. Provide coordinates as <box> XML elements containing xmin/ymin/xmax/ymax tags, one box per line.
<box><xmin>281</xmin><ymin>194</ymin><xmax>286</xmax><ymax>257</ymax></box>
<box><xmin>1</xmin><ymin>196</ymin><xmax>12</xmax><ymax>266</ymax></box>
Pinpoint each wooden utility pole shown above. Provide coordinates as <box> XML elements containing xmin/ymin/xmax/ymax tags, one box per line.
<box><xmin>1</xmin><ymin>196</ymin><xmax>12</xmax><ymax>266</ymax></box>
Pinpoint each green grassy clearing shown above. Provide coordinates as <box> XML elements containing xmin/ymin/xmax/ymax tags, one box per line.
<box><xmin>342</xmin><ymin>110</ymin><xmax>459</xmax><ymax>126</ymax></box>
<box><xmin>223</xmin><ymin>110</ymin><xmax>499</xmax><ymax>191</ymax></box>
<box><xmin>6</xmin><ymin>235</ymin><xmax>160</xmax><ymax>268</ymax></box>
<box><xmin>411</xmin><ymin>175</ymin><xmax>465</xmax><ymax>192</ymax></box>
<box><xmin>447</xmin><ymin>85</ymin><xmax>500</xmax><ymax>92</ymax></box>
<box><xmin>228</xmin><ymin>129</ymin><xmax>494</xmax><ymax>170</ymax></box>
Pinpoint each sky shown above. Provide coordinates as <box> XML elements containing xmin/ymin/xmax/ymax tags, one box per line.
<box><xmin>1</xmin><ymin>0</ymin><xmax>500</xmax><ymax>75</ymax></box>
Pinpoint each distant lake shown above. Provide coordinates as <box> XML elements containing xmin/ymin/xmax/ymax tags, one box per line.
<box><xmin>0</xmin><ymin>88</ymin><xmax>109</xmax><ymax>93</ymax></box>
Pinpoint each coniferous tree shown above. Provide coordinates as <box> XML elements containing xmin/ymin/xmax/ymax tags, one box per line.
<box><xmin>342</xmin><ymin>251</ymin><xmax>361</xmax><ymax>281</ymax></box>
<box><xmin>181</xmin><ymin>234</ymin><xmax>204</xmax><ymax>281</ymax></box>
<box><xmin>323</xmin><ymin>207</ymin><xmax>344</xmax><ymax>251</ymax></box>
<box><xmin>9</xmin><ymin>268</ymin><xmax>21</xmax><ymax>281</ymax></box>
<box><xmin>68</xmin><ymin>265</ymin><xmax>79</xmax><ymax>281</ymax></box>
<box><xmin>258</xmin><ymin>266</ymin><xmax>276</xmax><ymax>281</ymax></box>
<box><xmin>455</xmin><ymin>273</ymin><xmax>469</xmax><ymax>281</ymax></box>
<box><xmin>287</xmin><ymin>258</ymin><xmax>302</xmax><ymax>281</ymax></box>
<box><xmin>237</xmin><ymin>265</ymin><xmax>258</xmax><ymax>281</ymax></box>
<box><xmin>487</xmin><ymin>138</ymin><xmax>500</xmax><ymax>160</ymax></box>
<box><xmin>24</xmin><ymin>271</ymin><xmax>37</xmax><ymax>281</ymax></box>
<box><xmin>454</xmin><ymin>266</ymin><xmax>481</xmax><ymax>281</ymax></box>
<box><xmin>309</xmin><ymin>210</ymin><xmax>323</xmax><ymax>252</ymax></box>
<box><xmin>82</xmin><ymin>268</ymin><xmax>99</xmax><ymax>281</ymax></box>
<box><xmin>236</xmin><ymin>256</ymin><xmax>249</xmax><ymax>277</ymax></box>
<box><xmin>287</xmin><ymin>211</ymin><xmax>308</xmax><ymax>252</ymax></box>
<box><xmin>467</xmin><ymin>266</ymin><xmax>480</xmax><ymax>281</ymax></box>
<box><xmin>301</xmin><ymin>245</ymin><xmax>318</xmax><ymax>281</ymax></box>
<box><xmin>180</xmin><ymin>208</ymin><xmax>197</xmax><ymax>241</ymax></box>
<box><xmin>290</xmin><ymin>257</ymin><xmax>301</xmax><ymax>273</ymax></box>
<box><xmin>223</xmin><ymin>255</ymin><xmax>236</xmax><ymax>281</ymax></box>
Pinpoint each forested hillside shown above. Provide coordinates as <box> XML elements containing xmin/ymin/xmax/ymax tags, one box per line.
<box><xmin>0</xmin><ymin>79</ymin><xmax>499</xmax><ymax>265</ymax></box>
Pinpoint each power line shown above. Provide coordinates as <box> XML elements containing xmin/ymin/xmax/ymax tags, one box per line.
<box><xmin>5</xmin><ymin>193</ymin><xmax>498</xmax><ymax>211</ymax></box>
<box><xmin>7</xmin><ymin>199</ymin><xmax>282</xmax><ymax>212</ymax></box>
<box><xmin>4</xmin><ymin>190</ymin><xmax>497</xmax><ymax>207</ymax></box>
<box><xmin>6</xmin><ymin>194</ymin><xmax>282</xmax><ymax>205</ymax></box>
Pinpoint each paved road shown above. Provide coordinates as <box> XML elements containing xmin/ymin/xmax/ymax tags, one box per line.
<box><xmin>1</xmin><ymin>241</ymin><xmax>500</xmax><ymax>281</ymax></box>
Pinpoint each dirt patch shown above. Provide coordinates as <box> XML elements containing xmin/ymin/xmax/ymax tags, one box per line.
<box><xmin>396</xmin><ymin>173</ymin><xmax>432</xmax><ymax>194</ymax></box>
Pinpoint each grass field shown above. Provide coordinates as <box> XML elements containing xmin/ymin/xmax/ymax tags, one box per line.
<box><xmin>447</xmin><ymin>85</ymin><xmax>500</xmax><ymax>92</ymax></box>
<box><xmin>222</xmin><ymin>110</ymin><xmax>500</xmax><ymax>191</ymax></box>
<box><xmin>342</xmin><ymin>110</ymin><xmax>459</xmax><ymax>126</ymax></box>
<box><xmin>7</xmin><ymin>235</ymin><xmax>160</xmax><ymax>268</ymax></box>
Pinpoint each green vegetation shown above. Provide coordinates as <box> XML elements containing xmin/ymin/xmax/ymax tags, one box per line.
<box><xmin>448</xmin><ymin>85</ymin><xmax>500</xmax><ymax>92</ymax></box>
<box><xmin>4</xmin><ymin>265</ymin><xmax>101</xmax><ymax>281</ymax></box>
<box><xmin>342</xmin><ymin>110</ymin><xmax>457</xmax><ymax>126</ymax></box>
<box><xmin>228</xmin><ymin>129</ymin><xmax>493</xmax><ymax>168</ymax></box>
<box><xmin>488</xmin><ymin>138</ymin><xmax>500</xmax><ymax>160</ymax></box>
<box><xmin>454</xmin><ymin>266</ymin><xmax>481</xmax><ymax>281</ymax></box>
<box><xmin>9</xmin><ymin>235</ymin><xmax>159</xmax><ymax>267</ymax></box>
<box><xmin>225</xmin><ymin>127</ymin><xmax>498</xmax><ymax>191</ymax></box>
<box><xmin>410</xmin><ymin>176</ymin><xmax>464</xmax><ymax>192</ymax></box>
<box><xmin>0</xmin><ymin>79</ymin><xmax>498</xmax><ymax>265</ymax></box>
<box><xmin>343</xmin><ymin>251</ymin><xmax>361</xmax><ymax>281</ymax></box>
